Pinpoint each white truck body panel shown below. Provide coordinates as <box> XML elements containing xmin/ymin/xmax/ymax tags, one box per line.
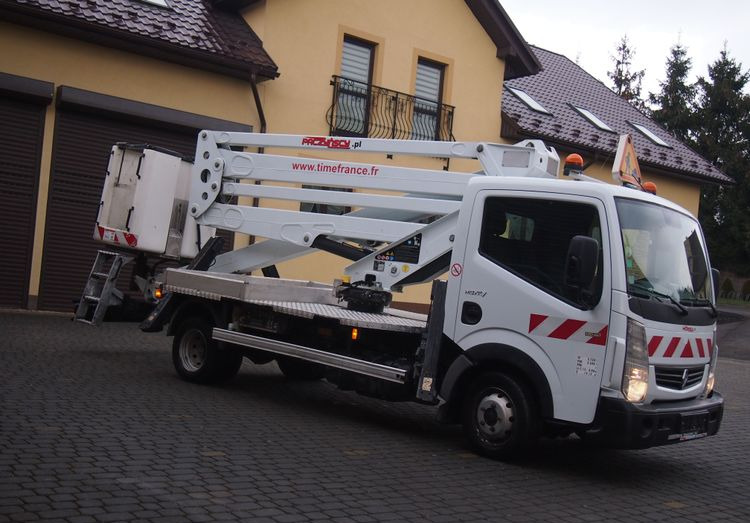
<box><xmin>96</xmin><ymin>146</ymin><xmax>214</xmax><ymax>258</ymax></box>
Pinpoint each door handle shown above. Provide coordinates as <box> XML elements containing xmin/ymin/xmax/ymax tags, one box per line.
<box><xmin>461</xmin><ymin>301</ymin><xmax>483</xmax><ymax>325</ymax></box>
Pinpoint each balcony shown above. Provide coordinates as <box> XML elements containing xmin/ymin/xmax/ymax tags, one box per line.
<box><xmin>326</xmin><ymin>75</ymin><xmax>455</xmax><ymax>141</ymax></box>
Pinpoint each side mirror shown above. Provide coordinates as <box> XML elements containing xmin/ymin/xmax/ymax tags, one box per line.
<box><xmin>565</xmin><ymin>235</ymin><xmax>599</xmax><ymax>290</ymax></box>
<box><xmin>712</xmin><ymin>268</ymin><xmax>720</xmax><ymax>296</ymax></box>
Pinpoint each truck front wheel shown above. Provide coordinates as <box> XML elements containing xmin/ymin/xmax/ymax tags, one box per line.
<box><xmin>172</xmin><ymin>317</ymin><xmax>242</xmax><ymax>384</ymax></box>
<box><xmin>462</xmin><ymin>371</ymin><xmax>539</xmax><ymax>460</ymax></box>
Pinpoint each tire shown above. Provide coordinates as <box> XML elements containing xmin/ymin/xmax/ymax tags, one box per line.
<box><xmin>172</xmin><ymin>317</ymin><xmax>242</xmax><ymax>384</ymax></box>
<box><xmin>277</xmin><ymin>356</ymin><xmax>325</xmax><ymax>381</ymax></box>
<box><xmin>462</xmin><ymin>371</ymin><xmax>539</xmax><ymax>460</ymax></box>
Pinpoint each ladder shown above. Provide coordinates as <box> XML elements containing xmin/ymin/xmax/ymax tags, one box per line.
<box><xmin>74</xmin><ymin>250</ymin><xmax>132</xmax><ymax>325</ymax></box>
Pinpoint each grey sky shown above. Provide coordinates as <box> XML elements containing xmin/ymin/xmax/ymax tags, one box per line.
<box><xmin>500</xmin><ymin>0</ymin><xmax>750</xmax><ymax>98</ymax></box>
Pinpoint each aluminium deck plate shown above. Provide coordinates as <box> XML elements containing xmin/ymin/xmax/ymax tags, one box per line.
<box><xmin>163</xmin><ymin>268</ymin><xmax>339</xmax><ymax>304</ymax></box>
<box><xmin>246</xmin><ymin>300</ymin><xmax>426</xmax><ymax>333</ymax></box>
<box><xmin>163</xmin><ymin>268</ymin><xmax>427</xmax><ymax>333</ymax></box>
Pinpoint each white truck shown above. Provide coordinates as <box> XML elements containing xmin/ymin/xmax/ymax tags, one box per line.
<box><xmin>77</xmin><ymin>131</ymin><xmax>724</xmax><ymax>459</ymax></box>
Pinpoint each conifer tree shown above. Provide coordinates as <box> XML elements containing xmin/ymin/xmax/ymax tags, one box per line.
<box><xmin>608</xmin><ymin>35</ymin><xmax>646</xmax><ymax>110</ymax></box>
<box><xmin>649</xmin><ymin>43</ymin><xmax>696</xmax><ymax>142</ymax></box>
<box><xmin>695</xmin><ymin>47</ymin><xmax>750</xmax><ymax>274</ymax></box>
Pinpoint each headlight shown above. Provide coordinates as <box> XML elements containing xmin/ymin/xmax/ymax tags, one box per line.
<box><xmin>622</xmin><ymin>318</ymin><xmax>649</xmax><ymax>403</ymax></box>
<box><xmin>705</xmin><ymin>330</ymin><xmax>718</xmax><ymax>397</ymax></box>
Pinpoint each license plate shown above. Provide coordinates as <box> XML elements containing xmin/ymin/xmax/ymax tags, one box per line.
<box><xmin>679</xmin><ymin>413</ymin><xmax>708</xmax><ymax>441</ymax></box>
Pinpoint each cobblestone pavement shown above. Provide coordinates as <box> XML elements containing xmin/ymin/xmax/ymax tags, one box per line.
<box><xmin>1</xmin><ymin>310</ymin><xmax>749</xmax><ymax>523</ymax></box>
<box><xmin>717</xmin><ymin>306</ymin><xmax>750</xmax><ymax>360</ymax></box>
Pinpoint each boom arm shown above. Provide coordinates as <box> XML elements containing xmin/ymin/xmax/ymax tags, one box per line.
<box><xmin>189</xmin><ymin>132</ymin><xmax>559</xmax><ymax>291</ymax></box>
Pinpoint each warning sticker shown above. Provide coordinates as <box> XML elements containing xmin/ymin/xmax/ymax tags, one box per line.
<box><xmin>450</xmin><ymin>263</ymin><xmax>463</xmax><ymax>277</ymax></box>
<box><xmin>575</xmin><ymin>355</ymin><xmax>598</xmax><ymax>377</ymax></box>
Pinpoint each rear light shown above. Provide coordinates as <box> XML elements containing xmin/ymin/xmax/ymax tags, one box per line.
<box><xmin>622</xmin><ymin>318</ymin><xmax>649</xmax><ymax>403</ymax></box>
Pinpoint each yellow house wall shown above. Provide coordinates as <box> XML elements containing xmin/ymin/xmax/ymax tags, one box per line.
<box><xmin>0</xmin><ymin>22</ymin><xmax>261</xmax><ymax>301</ymax></box>
<box><xmin>495</xmin><ymin>139</ymin><xmax>702</xmax><ymax>217</ymax></box>
<box><xmin>243</xmin><ymin>0</ymin><xmax>506</xmax><ymax>306</ymax></box>
<box><xmin>562</xmin><ymin>155</ymin><xmax>701</xmax><ymax>217</ymax></box>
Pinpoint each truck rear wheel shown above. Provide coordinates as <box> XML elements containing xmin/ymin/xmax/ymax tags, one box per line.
<box><xmin>462</xmin><ymin>371</ymin><xmax>539</xmax><ymax>460</ymax></box>
<box><xmin>172</xmin><ymin>317</ymin><xmax>242</xmax><ymax>384</ymax></box>
<box><xmin>277</xmin><ymin>356</ymin><xmax>325</xmax><ymax>380</ymax></box>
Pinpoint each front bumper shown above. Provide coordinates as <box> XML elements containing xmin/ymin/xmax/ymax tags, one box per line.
<box><xmin>592</xmin><ymin>392</ymin><xmax>724</xmax><ymax>449</ymax></box>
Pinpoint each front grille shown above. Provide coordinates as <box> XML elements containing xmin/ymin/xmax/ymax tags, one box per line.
<box><xmin>655</xmin><ymin>366</ymin><xmax>705</xmax><ymax>390</ymax></box>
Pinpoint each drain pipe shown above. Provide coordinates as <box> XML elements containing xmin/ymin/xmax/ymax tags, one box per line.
<box><xmin>249</xmin><ymin>73</ymin><xmax>280</xmax><ymax>278</ymax></box>
<box><xmin>250</xmin><ymin>73</ymin><xmax>266</xmax><ymax>153</ymax></box>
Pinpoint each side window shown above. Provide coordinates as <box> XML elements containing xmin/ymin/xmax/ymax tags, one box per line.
<box><xmin>479</xmin><ymin>197</ymin><xmax>603</xmax><ymax>307</ymax></box>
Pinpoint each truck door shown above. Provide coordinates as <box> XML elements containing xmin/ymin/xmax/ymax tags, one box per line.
<box><xmin>451</xmin><ymin>192</ymin><xmax>612</xmax><ymax>424</ymax></box>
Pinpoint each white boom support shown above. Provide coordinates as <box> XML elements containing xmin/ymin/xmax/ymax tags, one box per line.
<box><xmin>189</xmin><ymin>132</ymin><xmax>560</xmax><ymax>291</ymax></box>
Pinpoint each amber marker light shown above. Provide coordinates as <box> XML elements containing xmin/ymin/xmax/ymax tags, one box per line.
<box><xmin>565</xmin><ymin>153</ymin><xmax>584</xmax><ymax>166</ymax></box>
<box><xmin>642</xmin><ymin>181</ymin><xmax>657</xmax><ymax>195</ymax></box>
<box><xmin>351</xmin><ymin>328</ymin><xmax>359</xmax><ymax>341</ymax></box>
<box><xmin>563</xmin><ymin>153</ymin><xmax>584</xmax><ymax>177</ymax></box>
<box><xmin>154</xmin><ymin>287</ymin><xmax>163</xmax><ymax>300</ymax></box>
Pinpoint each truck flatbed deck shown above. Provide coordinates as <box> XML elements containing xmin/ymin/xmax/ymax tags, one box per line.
<box><xmin>164</xmin><ymin>268</ymin><xmax>427</xmax><ymax>333</ymax></box>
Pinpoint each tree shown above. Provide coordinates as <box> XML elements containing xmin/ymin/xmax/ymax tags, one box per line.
<box><xmin>649</xmin><ymin>43</ymin><xmax>696</xmax><ymax>142</ymax></box>
<box><xmin>608</xmin><ymin>35</ymin><xmax>646</xmax><ymax>110</ymax></box>
<box><xmin>694</xmin><ymin>46</ymin><xmax>750</xmax><ymax>274</ymax></box>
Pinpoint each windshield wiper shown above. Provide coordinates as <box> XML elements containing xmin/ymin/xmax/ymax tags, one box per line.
<box><xmin>629</xmin><ymin>283</ymin><xmax>688</xmax><ymax>315</ymax></box>
<box><xmin>683</xmin><ymin>298</ymin><xmax>718</xmax><ymax>318</ymax></box>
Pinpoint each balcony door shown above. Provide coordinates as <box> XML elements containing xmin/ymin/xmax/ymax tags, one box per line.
<box><xmin>412</xmin><ymin>58</ymin><xmax>445</xmax><ymax>140</ymax></box>
<box><xmin>335</xmin><ymin>36</ymin><xmax>375</xmax><ymax>136</ymax></box>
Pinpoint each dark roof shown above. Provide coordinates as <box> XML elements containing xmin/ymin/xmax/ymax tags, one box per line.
<box><xmin>464</xmin><ymin>0</ymin><xmax>540</xmax><ymax>79</ymax></box>
<box><xmin>502</xmin><ymin>46</ymin><xmax>732</xmax><ymax>184</ymax></box>
<box><xmin>0</xmin><ymin>0</ymin><xmax>278</xmax><ymax>80</ymax></box>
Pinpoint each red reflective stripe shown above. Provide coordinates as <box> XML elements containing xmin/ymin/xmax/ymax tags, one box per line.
<box><xmin>96</xmin><ymin>225</ymin><xmax>104</xmax><ymax>239</ymax></box>
<box><xmin>548</xmin><ymin>319</ymin><xmax>586</xmax><ymax>340</ymax></box>
<box><xmin>707</xmin><ymin>338</ymin><xmax>713</xmax><ymax>356</ymax></box>
<box><xmin>648</xmin><ymin>336</ymin><xmax>663</xmax><ymax>357</ymax></box>
<box><xmin>528</xmin><ymin>314</ymin><xmax>548</xmax><ymax>333</ymax></box>
<box><xmin>680</xmin><ymin>340</ymin><xmax>694</xmax><ymax>358</ymax></box>
<box><xmin>124</xmin><ymin>232</ymin><xmax>138</xmax><ymax>247</ymax></box>
<box><xmin>663</xmin><ymin>337</ymin><xmax>681</xmax><ymax>358</ymax></box>
<box><xmin>586</xmin><ymin>325</ymin><xmax>608</xmax><ymax>346</ymax></box>
<box><xmin>696</xmin><ymin>338</ymin><xmax>705</xmax><ymax>358</ymax></box>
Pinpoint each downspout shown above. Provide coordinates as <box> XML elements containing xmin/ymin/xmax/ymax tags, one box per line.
<box><xmin>250</xmin><ymin>73</ymin><xmax>266</xmax><ymax>152</ymax></box>
<box><xmin>249</xmin><ymin>73</ymin><xmax>280</xmax><ymax>278</ymax></box>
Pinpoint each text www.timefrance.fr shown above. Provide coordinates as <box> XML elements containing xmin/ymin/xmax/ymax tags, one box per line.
<box><xmin>291</xmin><ymin>162</ymin><xmax>380</xmax><ymax>176</ymax></box>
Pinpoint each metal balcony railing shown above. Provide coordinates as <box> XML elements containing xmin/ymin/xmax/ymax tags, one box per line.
<box><xmin>326</xmin><ymin>75</ymin><xmax>455</xmax><ymax>141</ymax></box>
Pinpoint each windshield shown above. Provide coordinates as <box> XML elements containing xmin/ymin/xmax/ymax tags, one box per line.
<box><xmin>615</xmin><ymin>198</ymin><xmax>712</xmax><ymax>305</ymax></box>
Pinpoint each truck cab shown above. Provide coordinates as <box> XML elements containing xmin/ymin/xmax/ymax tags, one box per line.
<box><xmin>443</xmin><ymin>176</ymin><xmax>722</xmax><ymax>455</ymax></box>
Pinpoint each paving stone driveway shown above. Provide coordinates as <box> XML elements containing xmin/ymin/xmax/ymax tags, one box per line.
<box><xmin>1</xmin><ymin>311</ymin><xmax>749</xmax><ymax>522</ymax></box>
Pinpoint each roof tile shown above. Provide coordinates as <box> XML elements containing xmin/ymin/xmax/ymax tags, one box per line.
<box><xmin>503</xmin><ymin>46</ymin><xmax>731</xmax><ymax>184</ymax></box>
<box><xmin>0</xmin><ymin>0</ymin><xmax>278</xmax><ymax>78</ymax></box>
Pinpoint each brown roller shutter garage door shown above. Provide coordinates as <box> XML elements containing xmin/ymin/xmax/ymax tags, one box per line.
<box><xmin>38</xmin><ymin>88</ymin><xmax>245</xmax><ymax>311</ymax></box>
<box><xmin>0</xmin><ymin>98</ymin><xmax>45</xmax><ymax>308</ymax></box>
<box><xmin>0</xmin><ymin>73</ymin><xmax>52</xmax><ymax>309</ymax></box>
